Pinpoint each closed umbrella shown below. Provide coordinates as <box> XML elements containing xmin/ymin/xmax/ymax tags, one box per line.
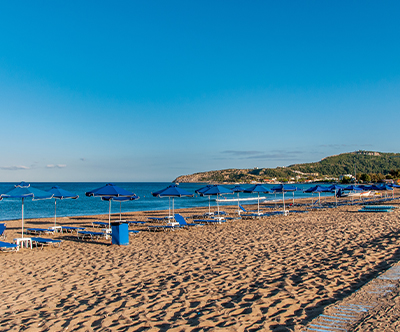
<box><xmin>1</xmin><ymin>182</ymin><xmax>53</xmax><ymax>237</ymax></box>
<box><xmin>48</xmin><ymin>186</ymin><xmax>78</xmax><ymax>227</ymax></box>
<box><xmin>244</xmin><ymin>184</ymin><xmax>272</xmax><ymax>215</ymax></box>
<box><xmin>86</xmin><ymin>183</ymin><xmax>137</xmax><ymax>229</ymax></box>
<box><xmin>152</xmin><ymin>184</ymin><xmax>193</xmax><ymax>218</ymax></box>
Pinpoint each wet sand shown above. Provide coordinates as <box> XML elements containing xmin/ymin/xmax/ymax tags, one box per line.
<box><xmin>1</xmin><ymin>199</ymin><xmax>400</xmax><ymax>331</ymax></box>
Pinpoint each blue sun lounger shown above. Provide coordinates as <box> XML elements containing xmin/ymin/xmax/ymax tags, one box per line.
<box><xmin>126</xmin><ymin>221</ymin><xmax>146</xmax><ymax>225</ymax></box>
<box><xmin>62</xmin><ymin>226</ymin><xmax>86</xmax><ymax>233</ymax></box>
<box><xmin>26</xmin><ymin>228</ymin><xmax>55</xmax><ymax>235</ymax></box>
<box><xmin>129</xmin><ymin>230</ymin><xmax>140</xmax><ymax>235</ymax></box>
<box><xmin>30</xmin><ymin>237</ymin><xmax>62</xmax><ymax>249</ymax></box>
<box><xmin>174</xmin><ymin>214</ymin><xmax>204</xmax><ymax>227</ymax></box>
<box><xmin>92</xmin><ymin>221</ymin><xmax>109</xmax><ymax>228</ymax></box>
<box><xmin>193</xmin><ymin>218</ymin><xmax>226</xmax><ymax>224</ymax></box>
<box><xmin>77</xmin><ymin>230</ymin><xmax>107</xmax><ymax>240</ymax></box>
<box><xmin>0</xmin><ymin>241</ymin><xmax>19</xmax><ymax>252</ymax></box>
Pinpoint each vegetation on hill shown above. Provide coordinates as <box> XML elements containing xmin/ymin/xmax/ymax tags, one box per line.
<box><xmin>173</xmin><ymin>151</ymin><xmax>400</xmax><ymax>183</ymax></box>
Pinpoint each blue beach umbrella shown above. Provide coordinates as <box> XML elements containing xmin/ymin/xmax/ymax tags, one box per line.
<box><xmin>327</xmin><ymin>184</ymin><xmax>344</xmax><ymax>205</ymax></box>
<box><xmin>244</xmin><ymin>184</ymin><xmax>272</xmax><ymax>215</ymax></box>
<box><xmin>86</xmin><ymin>183</ymin><xmax>137</xmax><ymax>228</ymax></box>
<box><xmin>195</xmin><ymin>185</ymin><xmax>214</xmax><ymax>214</ymax></box>
<box><xmin>344</xmin><ymin>185</ymin><xmax>363</xmax><ymax>191</ymax></box>
<box><xmin>48</xmin><ymin>186</ymin><xmax>79</xmax><ymax>227</ymax></box>
<box><xmin>303</xmin><ymin>185</ymin><xmax>330</xmax><ymax>206</ymax></box>
<box><xmin>200</xmin><ymin>185</ymin><xmax>233</xmax><ymax>215</ymax></box>
<box><xmin>231</xmin><ymin>185</ymin><xmax>246</xmax><ymax>214</ymax></box>
<box><xmin>271</xmin><ymin>184</ymin><xmax>298</xmax><ymax>213</ymax></box>
<box><xmin>1</xmin><ymin>182</ymin><xmax>53</xmax><ymax>238</ymax></box>
<box><xmin>101</xmin><ymin>195</ymin><xmax>139</xmax><ymax>220</ymax></box>
<box><xmin>152</xmin><ymin>184</ymin><xmax>193</xmax><ymax>218</ymax></box>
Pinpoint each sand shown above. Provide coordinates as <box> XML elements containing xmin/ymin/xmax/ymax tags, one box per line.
<box><xmin>1</xmin><ymin>199</ymin><xmax>400</xmax><ymax>331</ymax></box>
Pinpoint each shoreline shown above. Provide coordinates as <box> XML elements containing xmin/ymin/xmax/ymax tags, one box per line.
<box><xmin>1</xmin><ymin>199</ymin><xmax>400</xmax><ymax>330</ymax></box>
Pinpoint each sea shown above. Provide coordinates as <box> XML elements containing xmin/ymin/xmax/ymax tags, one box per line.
<box><xmin>0</xmin><ymin>182</ymin><xmax>332</xmax><ymax>221</ymax></box>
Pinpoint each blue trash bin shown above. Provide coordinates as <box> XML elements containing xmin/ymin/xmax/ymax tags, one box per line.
<box><xmin>111</xmin><ymin>222</ymin><xmax>129</xmax><ymax>245</ymax></box>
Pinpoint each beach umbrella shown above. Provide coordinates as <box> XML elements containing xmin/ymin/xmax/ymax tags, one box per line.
<box><xmin>303</xmin><ymin>185</ymin><xmax>330</xmax><ymax>206</ymax></box>
<box><xmin>0</xmin><ymin>182</ymin><xmax>53</xmax><ymax>237</ymax></box>
<box><xmin>101</xmin><ymin>195</ymin><xmax>139</xmax><ymax>220</ymax></box>
<box><xmin>327</xmin><ymin>184</ymin><xmax>344</xmax><ymax>205</ymax></box>
<box><xmin>48</xmin><ymin>186</ymin><xmax>78</xmax><ymax>227</ymax></box>
<box><xmin>195</xmin><ymin>185</ymin><xmax>214</xmax><ymax>215</ymax></box>
<box><xmin>86</xmin><ymin>183</ymin><xmax>137</xmax><ymax>228</ymax></box>
<box><xmin>271</xmin><ymin>184</ymin><xmax>297</xmax><ymax>213</ymax></box>
<box><xmin>152</xmin><ymin>184</ymin><xmax>193</xmax><ymax>218</ymax></box>
<box><xmin>376</xmin><ymin>184</ymin><xmax>394</xmax><ymax>199</ymax></box>
<box><xmin>244</xmin><ymin>184</ymin><xmax>272</xmax><ymax>215</ymax></box>
<box><xmin>231</xmin><ymin>185</ymin><xmax>246</xmax><ymax>215</ymax></box>
<box><xmin>343</xmin><ymin>185</ymin><xmax>363</xmax><ymax>191</ymax></box>
<box><xmin>200</xmin><ymin>185</ymin><xmax>233</xmax><ymax>216</ymax></box>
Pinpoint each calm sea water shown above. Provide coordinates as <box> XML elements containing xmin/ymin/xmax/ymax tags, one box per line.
<box><xmin>0</xmin><ymin>182</ymin><xmax>332</xmax><ymax>221</ymax></box>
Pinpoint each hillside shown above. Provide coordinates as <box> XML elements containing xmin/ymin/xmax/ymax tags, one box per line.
<box><xmin>173</xmin><ymin>151</ymin><xmax>400</xmax><ymax>183</ymax></box>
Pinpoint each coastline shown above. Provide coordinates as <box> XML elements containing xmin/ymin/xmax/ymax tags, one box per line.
<box><xmin>1</xmin><ymin>200</ymin><xmax>400</xmax><ymax>331</ymax></box>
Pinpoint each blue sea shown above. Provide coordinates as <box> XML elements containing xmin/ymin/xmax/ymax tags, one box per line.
<box><xmin>0</xmin><ymin>182</ymin><xmax>332</xmax><ymax>221</ymax></box>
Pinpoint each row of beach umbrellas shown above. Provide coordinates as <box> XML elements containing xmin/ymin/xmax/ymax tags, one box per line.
<box><xmin>1</xmin><ymin>181</ymin><xmax>399</xmax><ymax>238</ymax></box>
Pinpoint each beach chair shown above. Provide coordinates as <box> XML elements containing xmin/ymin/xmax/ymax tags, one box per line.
<box><xmin>0</xmin><ymin>223</ymin><xmax>6</xmax><ymax>239</ymax></box>
<box><xmin>174</xmin><ymin>214</ymin><xmax>204</xmax><ymax>227</ymax></box>
<box><xmin>126</xmin><ymin>221</ymin><xmax>146</xmax><ymax>226</ymax></box>
<box><xmin>92</xmin><ymin>221</ymin><xmax>109</xmax><ymax>228</ymax></box>
<box><xmin>61</xmin><ymin>226</ymin><xmax>85</xmax><ymax>233</ymax></box>
<box><xmin>129</xmin><ymin>230</ymin><xmax>140</xmax><ymax>235</ymax></box>
<box><xmin>147</xmin><ymin>222</ymin><xmax>182</xmax><ymax>232</ymax></box>
<box><xmin>193</xmin><ymin>218</ymin><xmax>226</xmax><ymax>225</ymax></box>
<box><xmin>30</xmin><ymin>237</ymin><xmax>62</xmax><ymax>249</ymax></box>
<box><xmin>77</xmin><ymin>230</ymin><xmax>107</xmax><ymax>240</ymax></box>
<box><xmin>26</xmin><ymin>228</ymin><xmax>55</xmax><ymax>235</ymax></box>
<box><xmin>0</xmin><ymin>241</ymin><xmax>19</xmax><ymax>252</ymax></box>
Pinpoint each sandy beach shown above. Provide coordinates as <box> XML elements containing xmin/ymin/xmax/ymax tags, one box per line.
<box><xmin>1</xmin><ymin>199</ymin><xmax>400</xmax><ymax>331</ymax></box>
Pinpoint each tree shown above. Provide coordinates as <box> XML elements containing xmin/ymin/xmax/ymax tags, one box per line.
<box><xmin>360</xmin><ymin>173</ymin><xmax>371</xmax><ymax>183</ymax></box>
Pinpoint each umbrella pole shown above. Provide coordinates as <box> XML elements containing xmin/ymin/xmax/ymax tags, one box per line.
<box><xmin>54</xmin><ymin>199</ymin><xmax>57</xmax><ymax>227</ymax></box>
<box><xmin>283</xmin><ymin>191</ymin><xmax>285</xmax><ymax>213</ymax></box>
<box><xmin>208</xmin><ymin>196</ymin><xmax>211</xmax><ymax>215</ymax></box>
<box><xmin>120</xmin><ymin>201</ymin><xmax>122</xmax><ymax>220</ymax></box>
<box><xmin>292</xmin><ymin>192</ymin><xmax>294</xmax><ymax>205</ymax></box>
<box><xmin>258</xmin><ymin>193</ymin><xmax>260</xmax><ymax>214</ymax></box>
<box><xmin>217</xmin><ymin>194</ymin><xmax>220</xmax><ymax>215</ymax></box>
<box><xmin>319</xmin><ymin>193</ymin><xmax>321</xmax><ymax>206</ymax></box>
<box><xmin>108</xmin><ymin>199</ymin><xmax>111</xmax><ymax>229</ymax></box>
<box><xmin>21</xmin><ymin>197</ymin><xmax>25</xmax><ymax>238</ymax></box>
<box><xmin>169</xmin><ymin>197</ymin><xmax>171</xmax><ymax>218</ymax></box>
<box><xmin>172</xmin><ymin>198</ymin><xmax>175</xmax><ymax>218</ymax></box>
<box><xmin>237</xmin><ymin>193</ymin><xmax>240</xmax><ymax>215</ymax></box>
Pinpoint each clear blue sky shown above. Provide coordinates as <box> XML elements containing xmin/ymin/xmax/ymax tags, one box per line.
<box><xmin>1</xmin><ymin>1</ymin><xmax>399</xmax><ymax>182</ymax></box>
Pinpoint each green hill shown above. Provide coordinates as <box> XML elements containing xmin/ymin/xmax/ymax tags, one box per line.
<box><xmin>174</xmin><ymin>151</ymin><xmax>400</xmax><ymax>183</ymax></box>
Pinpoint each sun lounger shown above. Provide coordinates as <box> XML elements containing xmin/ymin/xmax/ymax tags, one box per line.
<box><xmin>0</xmin><ymin>241</ymin><xmax>18</xmax><ymax>252</ymax></box>
<box><xmin>174</xmin><ymin>214</ymin><xmax>204</xmax><ymax>227</ymax></box>
<box><xmin>193</xmin><ymin>218</ymin><xmax>226</xmax><ymax>224</ymax></box>
<box><xmin>92</xmin><ymin>221</ymin><xmax>109</xmax><ymax>228</ymax></box>
<box><xmin>147</xmin><ymin>220</ymin><xmax>182</xmax><ymax>231</ymax></box>
<box><xmin>77</xmin><ymin>230</ymin><xmax>107</xmax><ymax>240</ymax></box>
<box><xmin>129</xmin><ymin>230</ymin><xmax>140</xmax><ymax>235</ymax></box>
<box><xmin>126</xmin><ymin>221</ymin><xmax>146</xmax><ymax>225</ymax></box>
<box><xmin>61</xmin><ymin>226</ymin><xmax>86</xmax><ymax>233</ymax></box>
<box><xmin>26</xmin><ymin>228</ymin><xmax>55</xmax><ymax>235</ymax></box>
<box><xmin>30</xmin><ymin>237</ymin><xmax>62</xmax><ymax>249</ymax></box>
